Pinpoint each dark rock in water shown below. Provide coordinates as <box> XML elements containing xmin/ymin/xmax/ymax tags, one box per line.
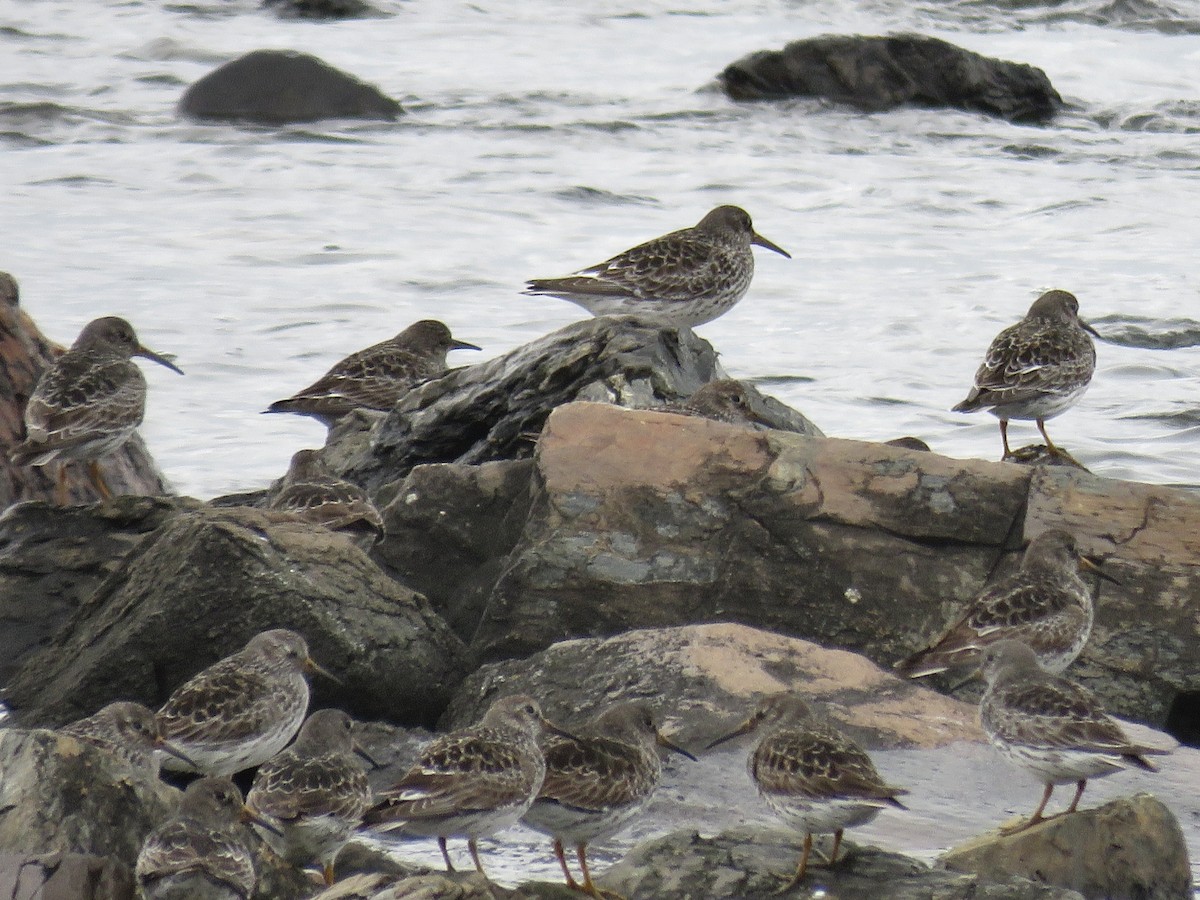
<box><xmin>603</xmin><ymin>826</ymin><xmax>1086</xmax><ymax>899</ymax></box>
<box><xmin>179</xmin><ymin>50</ymin><xmax>402</xmax><ymax>125</ymax></box>
<box><xmin>333</xmin><ymin>316</ymin><xmax>821</xmax><ymax>493</ymax></box>
<box><xmin>3</xmin><ymin>506</ymin><xmax>468</xmax><ymax>727</ymax></box>
<box><xmin>0</xmin><ymin>275</ymin><xmax>173</xmax><ymax>508</ymax></box>
<box><xmin>263</xmin><ymin>0</ymin><xmax>378</xmax><ymax>19</ymax></box>
<box><xmin>443</xmin><ymin>623</ymin><xmax>980</xmax><ymax>751</ymax></box>
<box><xmin>0</xmin><ymin>496</ymin><xmax>196</xmax><ymax>685</ymax></box>
<box><xmin>0</xmin><ymin>728</ymin><xmax>177</xmax><ymax>861</ymax></box>
<box><xmin>942</xmin><ymin>793</ymin><xmax>1191</xmax><ymax>900</ymax></box>
<box><xmin>719</xmin><ymin>34</ymin><xmax>1062</xmax><ymax>124</ymax></box>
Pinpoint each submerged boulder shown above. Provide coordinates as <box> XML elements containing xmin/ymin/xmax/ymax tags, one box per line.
<box><xmin>180</xmin><ymin>50</ymin><xmax>403</xmax><ymax>125</ymax></box>
<box><xmin>719</xmin><ymin>33</ymin><xmax>1062</xmax><ymax>124</ymax></box>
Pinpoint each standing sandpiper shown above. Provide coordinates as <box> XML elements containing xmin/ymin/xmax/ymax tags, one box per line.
<box><xmin>979</xmin><ymin>640</ymin><xmax>1168</xmax><ymax>833</ymax></box>
<box><xmin>246</xmin><ymin>709</ymin><xmax>374</xmax><ymax>886</ymax></box>
<box><xmin>135</xmin><ymin>776</ymin><xmax>264</xmax><ymax>900</ymax></box>
<box><xmin>524</xmin><ymin>205</ymin><xmax>790</xmax><ymax>327</ymax></box>
<box><xmin>895</xmin><ymin>530</ymin><xmax>1112</xmax><ymax>680</ymax></box>
<box><xmin>953</xmin><ymin>290</ymin><xmax>1098</xmax><ymax>460</ymax></box>
<box><xmin>522</xmin><ymin>701</ymin><xmax>696</xmax><ymax>898</ymax></box>
<box><xmin>361</xmin><ymin>695</ymin><xmax>568</xmax><ymax>881</ymax></box>
<box><xmin>707</xmin><ymin>693</ymin><xmax>906</xmax><ymax>893</ymax></box>
<box><xmin>156</xmin><ymin>629</ymin><xmax>335</xmax><ymax>777</ymax></box>
<box><xmin>265</xmin><ymin>319</ymin><xmax>480</xmax><ymax>426</ymax></box>
<box><xmin>10</xmin><ymin>316</ymin><xmax>182</xmax><ymax>503</ymax></box>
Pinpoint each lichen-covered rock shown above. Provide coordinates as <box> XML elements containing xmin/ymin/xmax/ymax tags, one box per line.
<box><xmin>4</xmin><ymin>506</ymin><xmax>468</xmax><ymax>727</ymax></box>
<box><xmin>719</xmin><ymin>33</ymin><xmax>1062</xmax><ymax>123</ymax></box>
<box><xmin>179</xmin><ymin>50</ymin><xmax>402</xmax><ymax>125</ymax></box>
<box><xmin>443</xmin><ymin>623</ymin><xmax>979</xmax><ymax>751</ymax></box>
<box><xmin>602</xmin><ymin>827</ymin><xmax>1085</xmax><ymax>899</ymax></box>
<box><xmin>942</xmin><ymin>793</ymin><xmax>1191</xmax><ymax>900</ymax></box>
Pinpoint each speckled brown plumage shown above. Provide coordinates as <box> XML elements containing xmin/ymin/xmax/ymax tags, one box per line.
<box><xmin>265</xmin><ymin>319</ymin><xmax>479</xmax><ymax>425</ymax></box>
<box><xmin>266</xmin><ymin>449</ymin><xmax>383</xmax><ymax>545</ymax></box>
<box><xmin>59</xmin><ymin>700</ymin><xmax>193</xmax><ymax>777</ymax></box>
<box><xmin>524</xmin><ymin>206</ymin><xmax>790</xmax><ymax>327</ymax></box>
<box><xmin>662</xmin><ymin>379</ymin><xmax>772</xmax><ymax>427</ymax></box>
<box><xmin>135</xmin><ymin>777</ymin><xmax>257</xmax><ymax>900</ymax></box>
<box><xmin>953</xmin><ymin>290</ymin><xmax>1098</xmax><ymax>459</ymax></box>
<box><xmin>896</xmin><ymin>530</ymin><xmax>1097</xmax><ymax>679</ymax></box>
<box><xmin>979</xmin><ymin>640</ymin><xmax>1168</xmax><ymax>832</ymax></box>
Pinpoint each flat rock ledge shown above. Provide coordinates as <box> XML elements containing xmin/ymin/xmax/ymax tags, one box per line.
<box><xmin>718</xmin><ymin>33</ymin><xmax>1063</xmax><ymax>123</ymax></box>
<box><xmin>943</xmin><ymin>793</ymin><xmax>1192</xmax><ymax>900</ymax></box>
<box><xmin>601</xmin><ymin>826</ymin><xmax>1086</xmax><ymax>899</ymax></box>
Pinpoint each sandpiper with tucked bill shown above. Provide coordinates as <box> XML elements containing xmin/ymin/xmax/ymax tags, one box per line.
<box><xmin>361</xmin><ymin>695</ymin><xmax>574</xmax><ymax>882</ymax></box>
<box><xmin>895</xmin><ymin>529</ymin><xmax>1115</xmax><ymax>680</ymax></box>
<box><xmin>156</xmin><ymin>629</ymin><xmax>336</xmax><ymax>777</ymax></box>
<box><xmin>953</xmin><ymin>290</ymin><xmax>1099</xmax><ymax>461</ymax></box>
<box><xmin>522</xmin><ymin>701</ymin><xmax>696</xmax><ymax>899</ymax></box>
<box><xmin>707</xmin><ymin>692</ymin><xmax>906</xmax><ymax>893</ymax></box>
<box><xmin>524</xmin><ymin>205</ymin><xmax>790</xmax><ymax>327</ymax></box>
<box><xmin>10</xmin><ymin>316</ymin><xmax>183</xmax><ymax>503</ymax></box>
<box><xmin>59</xmin><ymin>700</ymin><xmax>197</xmax><ymax>778</ymax></box>
<box><xmin>266</xmin><ymin>448</ymin><xmax>384</xmax><ymax>548</ymax></box>
<box><xmin>265</xmin><ymin>319</ymin><xmax>480</xmax><ymax>426</ymax></box>
<box><xmin>978</xmin><ymin>640</ymin><xmax>1168</xmax><ymax>834</ymax></box>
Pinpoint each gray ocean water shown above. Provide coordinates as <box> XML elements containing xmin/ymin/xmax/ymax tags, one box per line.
<box><xmin>4</xmin><ymin>0</ymin><xmax>1200</xmax><ymax>890</ymax></box>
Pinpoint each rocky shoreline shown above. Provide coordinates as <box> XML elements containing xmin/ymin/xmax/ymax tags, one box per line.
<box><xmin>1</xmin><ymin>309</ymin><xmax>1196</xmax><ymax>899</ymax></box>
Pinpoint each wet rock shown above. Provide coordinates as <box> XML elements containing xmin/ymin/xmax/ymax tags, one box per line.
<box><xmin>0</xmin><ymin>496</ymin><xmax>196</xmax><ymax>684</ymax></box>
<box><xmin>0</xmin><ymin>851</ymin><xmax>134</xmax><ymax>900</ymax></box>
<box><xmin>4</xmin><ymin>506</ymin><xmax>468</xmax><ymax>728</ymax></box>
<box><xmin>308</xmin><ymin>871</ymin><xmax>576</xmax><ymax>899</ymax></box>
<box><xmin>444</xmin><ymin>623</ymin><xmax>979</xmax><ymax>751</ymax></box>
<box><xmin>0</xmin><ymin>276</ymin><xmax>173</xmax><ymax>508</ymax></box>
<box><xmin>602</xmin><ymin>826</ymin><xmax>1085</xmax><ymax>899</ymax></box>
<box><xmin>0</xmin><ymin>728</ymin><xmax>177</xmax><ymax>861</ymax></box>
<box><xmin>719</xmin><ymin>33</ymin><xmax>1062</xmax><ymax>124</ymax></box>
<box><xmin>942</xmin><ymin>793</ymin><xmax>1190</xmax><ymax>900</ymax></box>
<box><xmin>333</xmin><ymin>316</ymin><xmax>821</xmax><ymax>494</ymax></box>
<box><xmin>263</xmin><ymin>0</ymin><xmax>379</xmax><ymax>19</ymax></box>
<box><xmin>179</xmin><ymin>50</ymin><xmax>402</xmax><ymax>125</ymax></box>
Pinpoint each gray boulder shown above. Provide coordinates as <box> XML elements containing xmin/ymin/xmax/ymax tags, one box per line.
<box><xmin>603</xmin><ymin>827</ymin><xmax>1085</xmax><ymax>899</ymax></box>
<box><xmin>263</xmin><ymin>0</ymin><xmax>379</xmax><ymax>19</ymax></box>
<box><xmin>942</xmin><ymin>793</ymin><xmax>1192</xmax><ymax>900</ymax></box>
<box><xmin>3</xmin><ymin>506</ymin><xmax>468</xmax><ymax>727</ymax></box>
<box><xmin>719</xmin><ymin>33</ymin><xmax>1062</xmax><ymax>124</ymax></box>
<box><xmin>179</xmin><ymin>50</ymin><xmax>402</xmax><ymax>125</ymax></box>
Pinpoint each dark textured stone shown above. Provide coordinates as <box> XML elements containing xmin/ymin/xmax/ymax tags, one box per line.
<box><xmin>263</xmin><ymin>0</ymin><xmax>378</xmax><ymax>19</ymax></box>
<box><xmin>3</xmin><ymin>506</ymin><xmax>468</xmax><ymax>728</ymax></box>
<box><xmin>179</xmin><ymin>50</ymin><xmax>402</xmax><ymax>125</ymax></box>
<box><xmin>719</xmin><ymin>34</ymin><xmax>1062</xmax><ymax>124</ymax></box>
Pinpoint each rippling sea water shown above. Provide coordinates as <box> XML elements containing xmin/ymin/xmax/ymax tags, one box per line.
<box><xmin>4</xmin><ymin>0</ymin><xmax>1200</xmax><ymax>889</ymax></box>
<box><xmin>4</xmin><ymin>0</ymin><xmax>1200</xmax><ymax>498</ymax></box>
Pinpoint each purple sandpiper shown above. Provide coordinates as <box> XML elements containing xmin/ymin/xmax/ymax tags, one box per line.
<box><xmin>524</xmin><ymin>206</ymin><xmax>790</xmax><ymax>327</ymax></box>
<box><xmin>266</xmin><ymin>449</ymin><xmax>384</xmax><ymax>548</ymax></box>
<box><xmin>59</xmin><ymin>700</ymin><xmax>196</xmax><ymax>777</ymax></box>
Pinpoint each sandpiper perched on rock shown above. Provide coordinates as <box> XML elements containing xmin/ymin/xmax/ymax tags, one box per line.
<box><xmin>157</xmin><ymin>629</ymin><xmax>334</xmax><ymax>777</ymax></box>
<box><xmin>895</xmin><ymin>530</ymin><xmax>1110</xmax><ymax>680</ymax></box>
<box><xmin>524</xmin><ymin>205</ymin><xmax>790</xmax><ymax>327</ymax></box>
<box><xmin>707</xmin><ymin>692</ymin><xmax>906</xmax><ymax>893</ymax></box>
<box><xmin>979</xmin><ymin>640</ymin><xmax>1168</xmax><ymax>834</ymax></box>
<box><xmin>59</xmin><ymin>700</ymin><xmax>196</xmax><ymax>778</ymax></box>
<box><xmin>135</xmin><ymin>776</ymin><xmax>263</xmax><ymax>900</ymax></box>
<box><xmin>661</xmin><ymin>379</ymin><xmax>774</xmax><ymax>427</ymax></box>
<box><xmin>266</xmin><ymin>449</ymin><xmax>384</xmax><ymax>547</ymax></box>
<box><xmin>10</xmin><ymin>316</ymin><xmax>183</xmax><ymax>503</ymax></box>
<box><xmin>246</xmin><ymin>709</ymin><xmax>373</xmax><ymax>886</ymax></box>
<box><xmin>522</xmin><ymin>701</ymin><xmax>696</xmax><ymax>898</ymax></box>
<box><xmin>953</xmin><ymin>290</ymin><xmax>1098</xmax><ymax>461</ymax></box>
<box><xmin>265</xmin><ymin>319</ymin><xmax>480</xmax><ymax>426</ymax></box>
<box><xmin>362</xmin><ymin>694</ymin><xmax>568</xmax><ymax>881</ymax></box>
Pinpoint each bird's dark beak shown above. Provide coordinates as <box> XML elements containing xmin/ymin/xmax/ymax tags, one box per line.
<box><xmin>305</xmin><ymin>657</ymin><xmax>343</xmax><ymax>685</ymax></box>
<box><xmin>1080</xmin><ymin>320</ymin><xmax>1102</xmax><ymax>339</ymax></box>
<box><xmin>136</xmin><ymin>345</ymin><xmax>184</xmax><ymax>375</ymax></box>
<box><xmin>705</xmin><ymin>716</ymin><xmax>758</xmax><ymax>751</ymax></box>
<box><xmin>354</xmin><ymin>744</ymin><xmax>381</xmax><ymax>769</ymax></box>
<box><xmin>1079</xmin><ymin>554</ymin><xmax>1121</xmax><ymax>585</ymax></box>
<box><xmin>751</xmin><ymin>232</ymin><xmax>791</xmax><ymax>259</ymax></box>
<box><xmin>241</xmin><ymin>805</ymin><xmax>284</xmax><ymax>837</ymax></box>
<box><xmin>656</xmin><ymin>730</ymin><xmax>698</xmax><ymax>762</ymax></box>
<box><xmin>540</xmin><ymin>716</ymin><xmax>582</xmax><ymax>743</ymax></box>
<box><xmin>155</xmin><ymin>737</ymin><xmax>201</xmax><ymax>771</ymax></box>
<box><xmin>451</xmin><ymin>339</ymin><xmax>482</xmax><ymax>352</ymax></box>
